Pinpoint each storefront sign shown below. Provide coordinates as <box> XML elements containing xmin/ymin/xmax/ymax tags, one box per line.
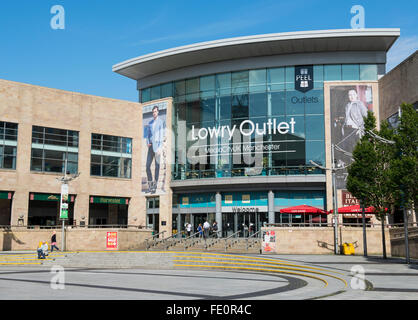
<box><xmin>106</xmin><ymin>232</ymin><xmax>118</xmax><ymax>250</ymax></box>
<box><xmin>223</xmin><ymin>206</ymin><xmax>267</xmax><ymax>213</ymax></box>
<box><xmin>262</xmin><ymin>230</ymin><xmax>276</xmax><ymax>253</ymax></box>
<box><xmin>190</xmin><ymin>118</ymin><xmax>296</xmax><ymax>141</ymax></box>
<box><xmin>0</xmin><ymin>191</ymin><xmax>12</xmax><ymax>200</ymax></box>
<box><xmin>295</xmin><ymin>66</ymin><xmax>313</xmax><ymax>93</ymax></box>
<box><xmin>30</xmin><ymin>193</ymin><xmax>75</xmax><ymax>202</ymax></box>
<box><xmin>342</xmin><ymin>191</ymin><xmax>360</xmax><ymax>206</ymax></box>
<box><xmin>90</xmin><ymin>196</ymin><xmax>129</xmax><ymax>205</ymax></box>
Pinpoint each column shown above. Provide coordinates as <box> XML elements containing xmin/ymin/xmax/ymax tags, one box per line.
<box><xmin>268</xmin><ymin>190</ymin><xmax>275</xmax><ymax>224</ymax></box>
<box><xmin>216</xmin><ymin>192</ymin><xmax>222</xmax><ymax>235</ymax></box>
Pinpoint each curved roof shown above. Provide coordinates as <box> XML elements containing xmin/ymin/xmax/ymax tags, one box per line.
<box><xmin>113</xmin><ymin>28</ymin><xmax>400</xmax><ymax>80</ymax></box>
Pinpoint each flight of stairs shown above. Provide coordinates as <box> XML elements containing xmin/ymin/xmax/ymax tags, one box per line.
<box><xmin>146</xmin><ymin>236</ymin><xmax>262</xmax><ymax>254</ymax></box>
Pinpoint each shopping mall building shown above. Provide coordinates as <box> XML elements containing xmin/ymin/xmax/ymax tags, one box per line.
<box><xmin>0</xmin><ymin>28</ymin><xmax>409</xmax><ymax>247</ymax></box>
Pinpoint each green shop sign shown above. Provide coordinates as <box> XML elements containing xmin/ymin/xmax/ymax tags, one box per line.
<box><xmin>0</xmin><ymin>191</ymin><xmax>13</xmax><ymax>200</ymax></box>
<box><xmin>30</xmin><ymin>193</ymin><xmax>75</xmax><ymax>202</ymax></box>
<box><xmin>90</xmin><ymin>196</ymin><xmax>129</xmax><ymax>205</ymax></box>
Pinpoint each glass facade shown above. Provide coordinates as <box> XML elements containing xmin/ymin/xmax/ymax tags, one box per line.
<box><xmin>0</xmin><ymin>121</ymin><xmax>18</xmax><ymax>170</ymax></box>
<box><xmin>90</xmin><ymin>134</ymin><xmax>132</xmax><ymax>179</ymax></box>
<box><xmin>139</xmin><ymin>64</ymin><xmax>378</xmax><ymax>181</ymax></box>
<box><xmin>31</xmin><ymin>126</ymin><xmax>79</xmax><ymax>174</ymax></box>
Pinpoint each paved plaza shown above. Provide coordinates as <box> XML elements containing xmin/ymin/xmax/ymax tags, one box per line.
<box><xmin>0</xmin><ymin>251</ymin><xmax>417</xmax><ymax>300</ymax></box>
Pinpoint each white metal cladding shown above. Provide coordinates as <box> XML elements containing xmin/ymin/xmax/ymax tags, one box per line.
<box><xmin>113</xmin><ymin>29</ymin><xmax>400</xmax><ymax>80</ymax></box>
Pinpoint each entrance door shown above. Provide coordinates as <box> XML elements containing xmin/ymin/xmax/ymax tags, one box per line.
<box><xmin>193</xmin><ymin>214</ymin><xmax>207</xmax><ymax>233</ymax></box>
<box><xmin>237</xmin><ymin>212</ymin><xmax>256</xmax><ymax>237</ymax></box>
<box><xmin>222</xmin><ymin>213</ymin><xmax>235</xmax><ymax>237</ymax></box>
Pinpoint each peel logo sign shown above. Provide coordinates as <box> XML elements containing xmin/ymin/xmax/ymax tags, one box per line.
<box><xmin>295</xmin><ymin>66</ymin><xmax>313</xmax><ymax>93</ymax></box>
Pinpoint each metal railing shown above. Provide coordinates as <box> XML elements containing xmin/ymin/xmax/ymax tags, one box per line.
<box><xmin>144</xmin><ymin>230</ymin><xmax>167</xmax><ymax>250</ymax></box>
<box><xmin>1</xmin><ymin>224</ymin><xmax>148</xmax><ymax>230</ymax></box>
<box><xmin>204</xmin><ymin>231</ymin><xmax>223</xmax><ymax>250</ymax></box>
<box><xmin>224</xmin><ymin>230</ymin><xmax>241</xmax><ymax>252</ymax></box>
<box><xmin>183</xmin><ymin>231</ymin><xmax>203</xmax><ymax>250</ymax></box>
<box><xmin>246</xmin><ymin>230</ymin><xmax>262</xmax><ymax>251</ymax></box>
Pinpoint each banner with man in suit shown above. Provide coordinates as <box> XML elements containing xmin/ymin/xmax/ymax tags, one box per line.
<box><xmin>142</xmin><ymin>102</ymin><xmax>168</xmax><ymax>195</ymax></box>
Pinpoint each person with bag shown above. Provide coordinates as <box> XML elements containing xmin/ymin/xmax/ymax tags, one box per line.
<box><xmin>212</xmin><ymin>221</ymin><xmax>219</xmax><ymax>238</ymax></box>
<box><xmin>203</xmin><ymin>220</ymin><xmax>211</xmax><ymax>239</ymax></box>
<box><xmin>51</xmin><ymin>231</ymin><xmax>59</xmax><ymax>252</ymax></box>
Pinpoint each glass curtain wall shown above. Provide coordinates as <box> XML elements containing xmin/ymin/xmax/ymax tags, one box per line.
<box><xmin>140</xmin><ymin>64</ymin><xmax>377</xmax><ymax>180</ymax></box>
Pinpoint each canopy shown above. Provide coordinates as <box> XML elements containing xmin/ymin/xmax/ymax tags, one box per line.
<box><xmin>330</xmin><ymin>205</ymin><xmax>376</xmax><ymax>214</ymax></box>
<box><xmin>280</xmin><ymin>205</ymin><xmax>327</xmax><ymax>214</ymax></box>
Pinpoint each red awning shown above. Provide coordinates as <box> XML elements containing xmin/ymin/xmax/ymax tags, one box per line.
<box><xmin>330</xmin><ymin>205</ymin><xmax>376</xmax><ymax>214</ymax></box>
<box><xmin>280</xmin><ymin>205</ymin><xmax>327</xmax><ymax>214</ymax></box>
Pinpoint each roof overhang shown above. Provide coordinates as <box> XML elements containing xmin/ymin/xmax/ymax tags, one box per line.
<box><xmin>113</xmin><ymin>28</ymin><xmax>400</xmax><ymax>81</ymax></box>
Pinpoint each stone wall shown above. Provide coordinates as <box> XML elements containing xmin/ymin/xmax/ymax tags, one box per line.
<box><xmin>379</xmin><ymin>51</ymin><xmax>418</xmax><ymax>120</ymax></box>
<box><xmin>389</xmin><ymin>227</ymin><xmax>418</xmax><ymax>259</ymax></box>
<box><xmin>0</xmin><ymin>228</ymin><xmax>152</xmax><ymax>251</ymax></box>
<box><xmin>263</xmin><ymin>226</ymin><xmax>391</xmax><ymax>255</ymax></box>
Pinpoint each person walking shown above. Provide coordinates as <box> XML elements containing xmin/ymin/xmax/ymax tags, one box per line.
<box><xmin>203</xmin><ymin>220</ymin><xmax>211</xmax><ymax>239</ymax></box>
<box><xmin>186</xmin><ymin>222</ymin><xmax>192</xmax><ymax>237</ymax></box>
<box><xmin>51</xmin><ymin>231</ymin><xmax>59</xmax><ymax>252</ymax></box>
<box><xmin>212</xmin><ymin>221</ymin><xmax>219</xmax><ymax>238</ymax></box>
<box><xmin>197</xmin><ymin>224</ymin><xmax>203</xmax><ymax>238</ymax></box>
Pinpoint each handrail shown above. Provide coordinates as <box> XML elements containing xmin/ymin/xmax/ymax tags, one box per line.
<box><xmin>204</xmin><ymin>231</ymin><xmax>222</xmax><ymax>250</ymax></box>
<box><xmin>183</xmin><ymin>231</ymin><xmax>203</xmax><ymax>250</ymax></box>
<box><xmin>246</xmin><ymin>230</ymin><xmax>262</xmax><ymax>250</ymax></box>
<box><xmin>224</xmin><ymin>230</ymin><xmax>241</xmax><ymax>252</ymax></box>
<box><xmin>144</xmin><ymin>230</ymin><xmax>167</xmax><ymax>250</ymax></box>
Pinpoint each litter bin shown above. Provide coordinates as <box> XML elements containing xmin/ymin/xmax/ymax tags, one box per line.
<box><xmin>342</xmin><ymin>243</ymin><xmax>350</xmax><ymax>255</ymax></box>
<box><xmin>348</xmin><ymin>242</ymin><xmax>355</xmax><ymax>255</ymax></box>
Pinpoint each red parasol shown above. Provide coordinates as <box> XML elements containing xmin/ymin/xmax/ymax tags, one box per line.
<box><xmin>329</xmin><ymin>205</ymin><xmax>377</xmax><ymax>214</ymax></box>
<box><xmin>280</xmin><ymin>205</ymin><xmax>328</xmax><ymax>214</ymax></box>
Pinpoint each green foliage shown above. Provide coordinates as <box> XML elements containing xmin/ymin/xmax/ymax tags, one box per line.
<box><xmin>347</xmin><ymin>103</ymin><xmax>417</xmax><ymax>220</ymax></box>
<box><xmin>391</xmin><ymin>103</ymin><xmax>418</xmax><ymax>210</ymax></box>
<box><xmin>347</xmin><ymin>111</ymin><xmax>396</xmax><ymax>220</ymax></box>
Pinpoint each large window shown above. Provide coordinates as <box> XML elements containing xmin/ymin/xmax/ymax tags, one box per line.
<box><xmin>31</xmin><ymin>126</ymin><xmax>78</xmax><ymax>174</ymax></box>
<box><xmin>0</xmin><ymin>121</ymin><xmax>18</xmax><ymax>170</ymax></box>
<box><xmin>90</xmin><ymin>134</ymin><xmax>132</xmax><ymax>179</ymax></box>
<box><xmin>138</xmin><ymin>63</ymin><xmax>379</xmax><ymax>180</ymax></box>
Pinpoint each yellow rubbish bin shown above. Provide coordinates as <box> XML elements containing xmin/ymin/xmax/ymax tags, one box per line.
<box><xmin>342</xmin><ymin>243</ymin><xmax>351</xmax><ymax>255</ymax></box>
<box><xmin>348</xmin><ymin>243</ymin><xmax>355</xmax><ymax>255</ymax></box>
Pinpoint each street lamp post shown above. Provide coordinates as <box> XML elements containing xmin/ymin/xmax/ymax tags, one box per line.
<box><xmin>57</xmin><ymin>158</ymin><xmax>80</xmax><ymax>252</ymax></box>
<box><xmin>360</xmin><ymin>201</ymin><xmax>367</xmax><ymax>257</ymax></box>
<box><xmin>310</xmin><ymin>144</ymin><xmax>350</xmax><ymax>255</ymax></box>
<box><xmin>331</xmin><ymin>145</ymin><xmax>339</xmax><ymax>254</ymax></box>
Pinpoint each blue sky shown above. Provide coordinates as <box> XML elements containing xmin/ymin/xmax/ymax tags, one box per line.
<box><xmin>0</xmin><ymin>0</ymin><xmax>417</xmax><ymax>102</ymax></box>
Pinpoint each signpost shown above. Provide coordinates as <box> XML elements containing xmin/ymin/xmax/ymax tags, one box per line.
<box><xmin>56</xmin><ymin>158</ymin><xmax>80</xmax><ymax>252</ymax></box>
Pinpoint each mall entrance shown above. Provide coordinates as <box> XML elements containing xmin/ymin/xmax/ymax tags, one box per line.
<box><xmin>223</xmin><ymin>211</ymin><xmax>268</xmax><ymax>237</ymax></box>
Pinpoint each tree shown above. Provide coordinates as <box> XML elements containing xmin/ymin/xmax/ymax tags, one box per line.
<box><xmin>347</xmin><ymin>111</ymin><xmax>396</xmax><ymax>258</ymax></box>
<box><xmin>391</xmin><ymin>103</ymin><xmax>418</xmax><ymax>216</ymax></box>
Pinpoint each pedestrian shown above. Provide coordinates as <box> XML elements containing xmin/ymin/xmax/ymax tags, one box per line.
<box><xmin>186</xmin><ymin>222</ymin><xmax>192</xmax><ymax>237</ymax></box>
<box><xmin>197</xmin><ymin>224</ymin><xmax>203</xmax><ymax>238</ymax></box>
<box><xmin>212</xmin><ymin>221</ymin><xmax>218</xmax><ymax>237</ymax></box>
<box><xmin>203</xmin><ymin>220</ymin><xmax>210</xmax><ymax>239</ymax></box>
<box><xmin>37</xmin><ymin>241</ymin><xmax>48</xmax><ymax>259</ymax></box>
<box><xmin>51</xmin><ymin>231</ymin><xmax>59</xmax><ymax>252</ymax></box>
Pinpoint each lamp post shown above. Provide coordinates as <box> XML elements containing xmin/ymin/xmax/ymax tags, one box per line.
<box><xmin>56</xmin><ymin>158</ymin><xmax>80</xmax><ymax>251</ymax></box>
<box><xmin>310</xmin><ymin>144</ymin><xmax>350</xmax><ymax>255</ymax></box>
<box><xmin>360</xmin><ymin>201</ymin><xmax>367</xmax><ymax>257</ymax></box>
